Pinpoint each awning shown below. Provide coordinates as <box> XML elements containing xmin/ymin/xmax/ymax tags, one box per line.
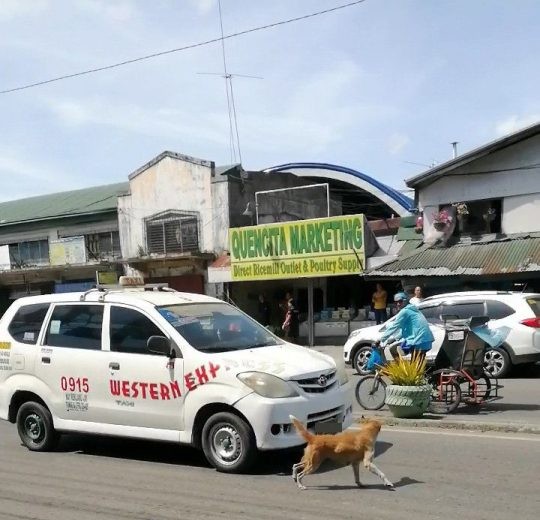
<box><xmin>365</xmin><ymin>233</ymin><xmax>540</xmax><ymax>278</ymax></box>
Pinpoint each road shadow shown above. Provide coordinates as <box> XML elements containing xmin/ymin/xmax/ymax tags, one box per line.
<box><xmin>308</xmin><ymin>476</ymin><xmax>423</xmax><ymax>491</ymax></box>
<box><xmin>56</xmin><ymin>433</ymin><xmax>212</xmax><ymax>469</ymax></box>
<box><xmin>457</xmin><ymin>402</ymin><xmax>540</xmax><ymax>414</ymax></box>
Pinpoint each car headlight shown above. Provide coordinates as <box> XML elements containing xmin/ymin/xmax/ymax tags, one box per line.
<box><xmin>237</xmin><ymin>372</ymin><xmax>299</xmax><ymax>398</ymax></box>
<box><xmin>336</xmin><ymin>364</ymin><xmax>349</xmax><ymax>385</ymax></box>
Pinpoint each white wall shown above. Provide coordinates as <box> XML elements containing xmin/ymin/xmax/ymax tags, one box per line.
<box><xmin>211</xmin><ymin>177</ymin><xmax>230</xmax><ymax>254</ymax></box>
<box><xmin>118</xmin><ymin>154</ymin><xmax>219</xmax><ymax>259</ymax></box>
<box><xmin>418</xmin><ymin>134</ymin><xmax>540</xmax><ymax>235</ymax></box>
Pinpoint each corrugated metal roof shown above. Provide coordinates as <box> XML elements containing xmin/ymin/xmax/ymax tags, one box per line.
<box><xmin>0</xmin><ymin>182</ymin><xmax>129</xmax><ymax>227</ymax></box>
<box><xmin>366</xmin><ymin>234</ymin><xmax>540</xmax><ymax>277</ymax></box>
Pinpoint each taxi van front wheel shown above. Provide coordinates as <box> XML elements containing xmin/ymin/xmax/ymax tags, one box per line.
<box><xmin>16</xmin><ymin>402</ymin><xmax>59</xmax><ymax>452</ymax></box>
<box><xmin>201</xmin><ymin>412</ymin><xmax>256</xmax><ymax>473</ymax></box>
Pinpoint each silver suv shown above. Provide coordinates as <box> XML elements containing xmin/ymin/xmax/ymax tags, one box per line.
<box><xmin>343</xmin><ymin>291</ymin><xmax>540</xmax><ymax>378</ymax></box>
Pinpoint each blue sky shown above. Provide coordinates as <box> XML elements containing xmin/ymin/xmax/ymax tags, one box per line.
<box><xmin>1</xmin><ymin>0</ymin><xmax>539</xmax><ymax>202</ymax></box>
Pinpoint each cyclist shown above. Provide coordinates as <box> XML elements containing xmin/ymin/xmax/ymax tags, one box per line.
<box><xmin>379</xmin><ymin>291</ymin><xmax>434</xmax><ymax>362</ymax></box>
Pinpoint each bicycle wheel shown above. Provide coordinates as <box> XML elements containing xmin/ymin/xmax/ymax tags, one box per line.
<box><xmin>462</xmin><ymin>376</ymin><xmax>492</xmax><ymax>401</ymax></box>
<box><xmin>355</xmin><ymin>375</ymin><xmax>387</xmax><ymax>410</ymax></box>
<box><xmin>427</xmin><ymin>375</ymin><xmax>461</xmax><ymax>414</ymax></box>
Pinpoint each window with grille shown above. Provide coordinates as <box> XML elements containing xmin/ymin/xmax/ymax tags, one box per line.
<box><xmin>145</xmin><ymin>211</ymin><xmax>199</xmax><ymax>255</ymax></box>
<box><xmin>85</xmin><ymin>231</ymin><xmax>121</xmax><ymax>261</ymax></box>
<box><xmin>8</xmin><ymin>239</ymin><xmax>50</xmax><ymax>267</ymax></box>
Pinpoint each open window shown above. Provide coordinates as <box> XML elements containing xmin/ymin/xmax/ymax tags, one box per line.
<box><xmin>447</xmin><ymin>199</ymin><xmax>502</xmax><ymax>235</ymax></box>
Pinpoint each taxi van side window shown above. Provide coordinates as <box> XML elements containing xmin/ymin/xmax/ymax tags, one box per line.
<box><xmin>45</xmin><ymin>305</ymin><xmax>103</xmax><ymax>350</ymax></box>
<box><xmin>8</xmin><ymin>303</ymin><xmax>50</xmax><ymax>344</ymax></box>
<box><xmin>110</xmin><ymin>306</ymin><xmax>166</xmax><ymax>355</ymax></box>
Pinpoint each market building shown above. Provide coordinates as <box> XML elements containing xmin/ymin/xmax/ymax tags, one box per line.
<box><xmin>209</xmin><ymin>162</ymin><xmax>414</xmax><ymax>345</ymax></box>
<box><xmin>366</xmin><ymin>122</ymin><xmax>540</xmax><ymax>294</ymax></box>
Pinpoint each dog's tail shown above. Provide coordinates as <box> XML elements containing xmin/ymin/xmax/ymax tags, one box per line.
<box><xmin>289</xmin><ymin>415</ymin><xmax>314</xmax><ymax>442</ymax></box>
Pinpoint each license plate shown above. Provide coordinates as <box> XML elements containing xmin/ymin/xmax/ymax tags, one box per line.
<box><xmin>314</xmin><ymin>420</ymin><xmax>342</xmax><ymax>434</ymax></box>
<box><xmin>448</xmin><ymin>331</ymin><xmax>465</xmax><ymax>341</ymax></box>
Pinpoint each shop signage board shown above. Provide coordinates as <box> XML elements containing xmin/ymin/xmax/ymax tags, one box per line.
<box><xmin>229</xmin><ymin>214</ymin><xmax>366</xmax><ymax>281</ymax></box>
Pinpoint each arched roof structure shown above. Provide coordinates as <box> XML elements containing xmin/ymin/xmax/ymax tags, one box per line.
<box><xmin>263</xmin><ymin>162</ymin><xmax>413</xmax><ymax>218</ymax></box>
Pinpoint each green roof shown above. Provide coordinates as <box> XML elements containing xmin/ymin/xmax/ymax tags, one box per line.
<box><xmin>366</xmin><ymin>233</ymin><xmax>540</xmax><ymax>278</ymax></box>
<box><xmin>0</xmin><ymin>182</ymin><xmax>129</xmax><ymax>227</ymax></box>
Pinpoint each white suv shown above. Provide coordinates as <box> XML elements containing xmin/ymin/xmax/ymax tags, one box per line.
<box><xmin>343</xmin><ymin>291</ymin><xmax>540</xmax><ymax>378</ymax></box>
<box><xmin>0</xmin><ymin>278</ymin><xmax>352</xmax><ymax>473</ymax></box>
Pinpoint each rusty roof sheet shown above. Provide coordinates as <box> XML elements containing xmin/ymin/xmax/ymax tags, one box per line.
<box><xmin>365</xmin><ymin>233</ymin><xmax>540</xmax><ymax>278</ymax></box>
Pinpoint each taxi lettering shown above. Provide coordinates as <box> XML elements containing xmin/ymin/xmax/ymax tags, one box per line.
<box><xmin>109</xmin><ymin>380</ymin><xmax>182</xmax><ymax>400</ymax></box>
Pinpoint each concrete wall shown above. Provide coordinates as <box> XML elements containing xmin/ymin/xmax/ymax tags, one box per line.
<box><xmin>211</xmin><ymin>176</ymin><xmax>230</xmax><ymax>254</ymax></box>
<box><xmin>118</xmin><ymin>154</ymin><xmax>217</xmax><ymax>259</ymax></box>
<box><xmin>418</xmin><ymin>134</ymin><xmax>540</xmax><ymax>235</ymax></box>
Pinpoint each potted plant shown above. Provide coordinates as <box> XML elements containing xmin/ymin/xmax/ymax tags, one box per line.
<box><xmin>483</xmin><ymin>207</ymin><xmax>496</xmax><ymax>222</ymax></box>
<box><xmin>432</xmin><ymin>209</ymin><xmax>452</xmax><ymax>231</ymax></box>
<box><xmin>453</xmin><ymin>202</ymin><xmax>469</xmax><ymax>232</ymax></box>
<box><xmin>414</xmin><ymin>215</ymin><xmax>424</xmax><ymax>234</ymax></box>
<box><xmin>380</xmin><ymin>352</ymin><xmax>431</xmax><ymax>418</ymax></box>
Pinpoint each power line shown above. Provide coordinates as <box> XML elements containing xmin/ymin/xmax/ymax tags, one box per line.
<box><xmin>0</xmin><ymin>1</ymin><xmax>367</xmax><ymax>95</ymax></box>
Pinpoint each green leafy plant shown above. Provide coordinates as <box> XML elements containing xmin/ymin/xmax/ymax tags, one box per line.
<box><xmin>381</xmin><ymin>352</ymin><xmax>427</xmax><ymax>386</ymax></box>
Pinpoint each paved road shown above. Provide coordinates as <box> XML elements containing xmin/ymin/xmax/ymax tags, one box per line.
<box><xmin>315</xmin><ymin>345</ymin><xmax>540</xmax><ymax>427</ymax></box>
<box><xmin>0</xmin><ymin>421</ymin><xmax>538</xmax><ymax>519</ymax></box>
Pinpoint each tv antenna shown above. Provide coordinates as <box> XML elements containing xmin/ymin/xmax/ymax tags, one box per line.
<box><xmin>197</xmin><ymin>0</ymin><xmax>263</xmax><ymax>165</ymax></box>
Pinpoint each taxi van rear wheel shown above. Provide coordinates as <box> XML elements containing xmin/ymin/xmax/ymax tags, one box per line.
<box><xmin>201</xmin><ymin>412</ymin><xmax>256</xmax><ymax>473</ymax></box>
<box><xmin>16</xmin><ymin>402</ymin><xmax>59</xmax><ymax>452</ymax></box>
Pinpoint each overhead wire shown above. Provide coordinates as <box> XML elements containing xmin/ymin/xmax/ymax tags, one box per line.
<box><xmin>0</xmin><ymin>1</ymin><xmax>367</xmax><ymax>95</ymax></box>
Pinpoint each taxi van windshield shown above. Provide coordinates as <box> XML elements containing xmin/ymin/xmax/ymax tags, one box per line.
<box><xmin>157</xmin><ymin>302</ymin><xmax>283</xmax><ymax>353</ymax></box>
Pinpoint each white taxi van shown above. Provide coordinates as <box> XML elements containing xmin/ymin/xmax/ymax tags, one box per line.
<box><xmin>0</xmin><ymin>277</ymin><xmax>352</xmax><ymax>472</ymax></box>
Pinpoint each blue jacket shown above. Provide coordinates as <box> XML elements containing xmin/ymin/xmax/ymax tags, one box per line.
<box><xmin>380</xmin><ymin>304</ymin><xmax>434</xmax><ymax>351</ymax></box>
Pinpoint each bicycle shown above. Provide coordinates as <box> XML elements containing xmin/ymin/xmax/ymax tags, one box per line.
<box><xmin>355</xmin><ymin>339</ymin><xmax>462</xmax><ymax>413</ymax></box>
<box><xmin>427</xmin><ymin>317</ymin><xmax>501</xmax><ymax>412</ymax></box>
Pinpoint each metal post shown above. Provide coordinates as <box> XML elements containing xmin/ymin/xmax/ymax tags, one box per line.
<box><xmin>308</xmin><ymin>278</ymin><xmax>314</xmax><ymax>348</ymax></box>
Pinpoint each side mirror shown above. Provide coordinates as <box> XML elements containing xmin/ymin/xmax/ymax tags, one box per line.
<box><xmin>147</xmin><ymin>335</ymin><xmax>174</xmax><ymax>357</ymax></box>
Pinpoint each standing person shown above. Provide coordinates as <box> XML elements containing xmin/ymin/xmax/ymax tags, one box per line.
<box><xmin>257</xmin><ymin>294</ymin><xmax>271</xmax><ymax>326</ymax></box>
<box><xmin>282</xmin><ymin>292</ymin><xmax>299</xmax><ymax>343</ymax></box>
<box><xmin>372</xmin><ymin>283</ymin><xmax>388</xmax><ymax>324</ymax></box>
<box><xmin>409</xmin><ymin>286</ymin><xmax>424</xmax><ymax>306</ymax></box>
<box><xmin>380</xmin><ymin>292</ymin><xmax>434</xmax><ymax>362</ymax></box>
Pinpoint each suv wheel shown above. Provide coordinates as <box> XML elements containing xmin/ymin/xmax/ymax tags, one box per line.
<box><xmin>484</xmin><ymin>348</ymin><xmax>511</xmax><ymax>378</ymax></box>
<box><xmin>353</xmin><ymin>345</ymin><xmax>373</xmax><ymax>376</ymax></box>
<box><xmin>16</xmin><ymin>402</ymin><xmax>59</xmax><ymax>452</ymax></box>
<box><xmin>202</xmin><ymin>412</ymin><xmax>256</xmax><ymax>473</ymax></box>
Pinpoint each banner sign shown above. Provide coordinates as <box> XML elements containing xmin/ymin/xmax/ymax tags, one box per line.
<box><xmin>229</xmin><ymin>214</ymin><xmax>366</xmax><ymax>281</ymax></box>
<box><xmin>50</xmin><ymin>236</ymin><xmax>87</xmax><ymax>265</ymax></box>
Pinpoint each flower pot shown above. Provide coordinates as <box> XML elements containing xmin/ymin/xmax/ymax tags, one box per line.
<box><xmin>385</xmin><ymin>384</ymin><xmax>431</xmax><ymax>418</ymax></box>
<box><xmin>433</xmin><ymin>221</ymin><xmax>447</xmax><ymax>231</ymax></box>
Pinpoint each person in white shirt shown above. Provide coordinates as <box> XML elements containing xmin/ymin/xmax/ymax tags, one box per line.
<box><xmin>409</xmin><ymin>286</ymin><xmax>423</xmax><ymax>306</ymax></box>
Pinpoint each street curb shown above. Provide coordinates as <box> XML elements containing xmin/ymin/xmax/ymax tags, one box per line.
<box><xmin>352</xmin><ymin>413</ymin><xmax>540</xmax><ymax>435</ymax></box>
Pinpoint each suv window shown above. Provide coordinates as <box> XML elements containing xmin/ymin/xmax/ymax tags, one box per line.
<box><xmin>8</xmin><ymin>303</ymin><xmax>50</xmax><ymax>344</ymax></box>
<box><xmin>441</xmin><ymin>302</ymin><xmax>485</xmax><ymax>320</ymax></box>
<box><xmin>486</xmin><ymin>300</ymin><xmax>515</xmax><ymax>320</ymax></box>
<box><xmin>110</xmin><ymin>306</ymin><xmax>166</xmax><ymax>355</ymax></box>
<box><xmin>525</xmin><ymin>297</ymin><xmax>540</xmax><ymax>317</ymax></box>
<box><xmin>45</xmin><ymin>305</ymin><xmax>103</xmax><ymax>350</ymax></box>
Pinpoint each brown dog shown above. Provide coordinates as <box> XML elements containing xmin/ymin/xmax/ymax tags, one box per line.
<box><xmin>289</xmin><ymin>415</ymin><xmax>394</xmax><ymax>490</ymax></box>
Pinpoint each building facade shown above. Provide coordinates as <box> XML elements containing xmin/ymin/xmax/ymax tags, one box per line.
<box><xmin>367</xmin><ymin>122</ymin><xmax>540</xmax><ymax>293</ymax></box>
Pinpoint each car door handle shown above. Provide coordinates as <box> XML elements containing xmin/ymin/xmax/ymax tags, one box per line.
<box><xmin>109</xmin><ymin>362</ymin><xmax>120</xmax><ymax>370</ymax></box>
<box><xmin>41</xmin><ymin>357</ymin><xmax>51</xmax><ymax>364</ymax></box>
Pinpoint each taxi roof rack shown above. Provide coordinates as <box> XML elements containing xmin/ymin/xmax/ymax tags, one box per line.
<box><xmin>79</xmin><ymin>277</ymin><xmax>177</xmax><ymax>302</ymax></box>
